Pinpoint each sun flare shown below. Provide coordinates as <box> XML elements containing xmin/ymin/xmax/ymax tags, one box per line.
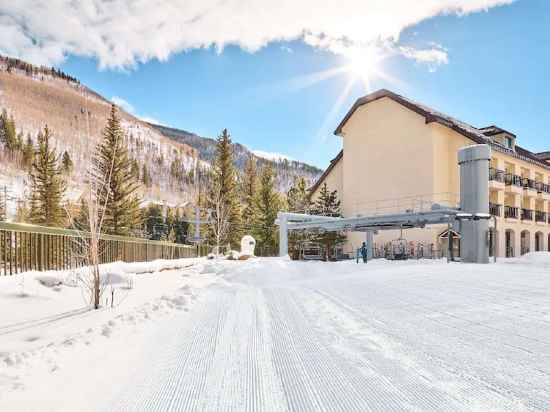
<box><xmin>345</xmin><ymin>47</ymin><xmax>383</xmax><ymax>91</ymax></box>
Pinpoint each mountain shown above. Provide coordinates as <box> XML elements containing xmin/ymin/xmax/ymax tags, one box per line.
<box><xmin>0</xmin><ymin>55</ymin><xmax>321</xmax><ymax>218</ymax></box>
<box><xmin>150</xmin><ymin>124</ymin><xmax>322</xmax><ymax>191</ymax></box>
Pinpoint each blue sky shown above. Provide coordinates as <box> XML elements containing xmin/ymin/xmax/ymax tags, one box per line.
<box><xmin>3</xmin><ymin>0</ymin><xmax>548</xmax><ymax>168</ymax></box>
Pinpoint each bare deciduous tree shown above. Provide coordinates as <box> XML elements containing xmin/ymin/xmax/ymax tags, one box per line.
<box><xmin>209</xmin><ymin>184</ymin><xmax>231</xmax><ymax>256</ymax></box>
<box><xmin>65</xmin><ymin>88</ymin><xmax>117</xmax><ymax>309</ymax></box>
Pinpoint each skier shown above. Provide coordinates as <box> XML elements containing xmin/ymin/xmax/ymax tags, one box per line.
<box><xmin>360</xmin><ymin>242</ymin><xmax>368</xmax><ymax>263</ymax></box>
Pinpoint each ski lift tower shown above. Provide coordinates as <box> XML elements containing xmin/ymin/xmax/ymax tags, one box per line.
<box><xmin>181</xmin><ymin>205</ymin><xmax>212</xmax><ymax>256</ymax></box>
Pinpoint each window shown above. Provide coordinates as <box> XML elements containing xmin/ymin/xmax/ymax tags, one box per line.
<box><xmin>505</xmin><ymin>136</ymin><xmax>514</xmax><ymax>149</ymax></box>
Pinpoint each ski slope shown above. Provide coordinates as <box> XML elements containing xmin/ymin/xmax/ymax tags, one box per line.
<box><xmin>2</xmin><ymin>256</ymin><xmax>550</xmax><ymax>411</ymax></box>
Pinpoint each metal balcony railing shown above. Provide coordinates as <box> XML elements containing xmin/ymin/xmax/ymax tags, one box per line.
<box><xmin>522</xmin><ymin>178</ymin><xmax>537</xmax><ymax>190</ymax></box>
<box><xmin>504</xmin><ymin>173</ymin><xmax>523</xmax><ymax>187</ymax></box>
<box><xmin>489</xmin><ymin>203</ymin><xmax>502</xmax><ymax>217</ymax></box>
<box><xmin>535</xmin><ymin>211</ymin><xmax>547</xmax><ymax>223</ymax></box>
<box><xmin>521</xmin><ymin>208</ymin><xmax>534</xmax><ymax>221</ymax></box>
<box><xmin>489</xmin><ymin>168</ymin><xmax>505</xmax><ymax>183</ymax></box>
<box><xmin>535</xmin><ymin>181</ymin><xmax>550</xmax><ymax>194</ymax></box>
<box><xmin>504</xmin><ymin>206</ymin><xmax>519</xmax><ymax>219</ymax></box>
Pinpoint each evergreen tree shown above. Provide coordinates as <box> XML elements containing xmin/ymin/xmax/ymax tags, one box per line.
<box><xmin>170</xmin><ymin>158</ymin><xmax>183</xmax><ymax>181</ymax></box>
<box><xmin>0</xmin><ymin>109</ymin><xmax>17</xmax><ymax>151</ymax></box>
<box><xmin>28</xmin><ymin>125</ymin><xmax>67</xmax><ymax>226</ymax></box>
<box><xmin>0</xmin><ymin>187</ymin><xmax>6</xmax><ymax>222</ymax></box>
<box><xmin>61</xmin><ymin>150</ymin><xmax>73</xmax><ymax>174</ymax></box>
<box><xmin>241</xmin><ymin>155</ymin><xmax>258</xmax><ymax>234</ymax></box>
<box><xmin>142</xmin><ymin>164</ymin><xmax>151</xmax><ymax>187</ymax></box>
<box><xmin>144</xmin><ymin>203</ymin><xmax>165</xmax><ymax>240</ymax></box>
<box><xmin>207</xmin><ymin>129</ymin><xmax>242</xmax><ymax>248</ymax></box>
<box><xmin>15</xmin><ymin>131</ymin><xmax>23</xmax><ymax>151</ymax></box>
<box><xmin>92</xmin><ymin>105</ymin><xmax>141</xmax><ymax>235</ymax></box>
<box><xmin>254</xmin><ymin>165</ymin><xmax>281</xmax><ymax>256</ymax></box>
<box><xmin>286</xmin><ymin>176</ymin><xmax>311</xmax><ymax>259</ymax></box>
<box><xmin>173</xmin><ymin>209</ymin><xmax>189</xmax><ymax>244</ymax></box>
<box><xmin>22</xmin><ymin>133</ymin><xmax>34</xmax><ymax>169</ymax></box>
<box><xmin>287</xmin><ymin>176</ymin><xmax>310</xmax><ymax>213</ymax></box>
<box><xmin>310</xmin><ymin>183</ymin><xmax>345</xmax><ymax>260</ymax></box>
<box><xmin>131</xmin><ymin>158</ymin><xmax>140</xmax><ymax>180</ymax></box>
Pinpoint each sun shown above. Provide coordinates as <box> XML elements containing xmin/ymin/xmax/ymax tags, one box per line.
<box><xmin>344</xmin><ymin>47</ymin><xmax>384</xmax><ymax>91</ymax></box>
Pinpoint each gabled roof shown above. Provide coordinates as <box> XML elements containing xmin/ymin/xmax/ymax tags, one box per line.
<box><xmin>334</xmin><ymin>89</ymin><xmax>489</xmax><ymax>145</ymax></box>
<box><xmin>309</xmin><ymin>150</ymin><xmax>342</xmax><ymax>195</ymax></box>
<box><xmin>332</xmin><ymin>88</ymin><xmax>550</xmax><ymax>171</ymax></box>
<box><xmin>479</xmin><ymin>125</ymin><xmax>516</xmax><ymax>138</ymax></box>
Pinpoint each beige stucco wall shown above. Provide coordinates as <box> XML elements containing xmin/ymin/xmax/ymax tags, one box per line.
<box><xmin>310</xmin><ymin>155</ymin><xmax>343</xmax><ymax>202</ymax></box>
<box><xmin>340</xmin><ymin>97</ymin><xmax>436</xmax><ymax>217</ymax></box>
<box><xmin>315</xmin><ymin>95</ymin><xmax>550</xmax><ymax>257</ymax></box>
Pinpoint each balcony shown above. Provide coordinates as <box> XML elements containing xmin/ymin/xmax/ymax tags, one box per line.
<box><xmin>536</xmin><ymin>181</ymin><xmax>550</xmax><ymax>200</ymax></box>
<box><xmin>504</xmin><ymin>173</ymin><xmax>524</xmax><ymax>195</ymax></box>
<box><xmin>522</xmin><ymin>177</ymin><xmax>537</xmax><ymax>193</ymax></box>
<box><xmin>535</xmin><ymin>210</ymin><xmax>547</xmax><ymax>223</ymax></box>
<box><xmin>489</xmin><ymin>168</ymin><xmax>505</xmax><ymax>183</ymax></box>
<box><xmin>521</xmin><ymin>208</ymin><xmax>534</xmax><ymax>221</ymax></box>
<box><xmin>489</xmin><ymin>203</ymin><xmax>502</xmax><ymax>217</ymax></box>
<box><xmin>504</xmin><ymin>206</ymin><xmax>519</xmax><ymax>219</ymax></box>
<box><xmin>504</xmin><ymin>173</ymin><xmax>523</xmax><ymax>187</ymax></box>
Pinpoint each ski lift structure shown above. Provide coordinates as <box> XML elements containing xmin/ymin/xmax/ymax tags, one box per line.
<box><xmin>299</xmin><ymin>241</ymin><xmax>324</xmax><ymax>261</ymax></box>
<box><xmin>277</xmin><ymin>145</ymin><xmax>495</xmax><ymax>264</ymax></box>
<box><xmin>386</xmin><ymin>229</ymin><xmax>409</xmax><ymax>260</ymax></box>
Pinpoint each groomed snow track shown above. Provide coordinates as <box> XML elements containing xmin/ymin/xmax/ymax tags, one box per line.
<box><xmin>105</xmin><ymin>259</ymin><xmax>550</xmax><ymax>412</ymax></box>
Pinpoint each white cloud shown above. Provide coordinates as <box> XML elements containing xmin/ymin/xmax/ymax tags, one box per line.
<box><xmin>138</xmin><ymin>116</ymin><xmax>162</xmax><ymax>125</ymax></box>
<box><xmin>399</xmin><ymin>44</ymin><xmax>449</xmax><ymax>71</ymax></box>
<box><xmin>0</xmin><ymin>1</ymin><xmax>514</xmax><ymax>69</ymax></box>
<box><xmin>252</xmin><ymin>149</ymin><xmax>294</xmax><ymax>162</ymax></box>
<box><xmin>111</xmin><ymin>96</ymin><xmax>135</xmax><ymax>114</ymax></box>
<box><xmin>111</xmin><ymin>96</ymin><xmax>162</xmax><ymax>124</ymax></box>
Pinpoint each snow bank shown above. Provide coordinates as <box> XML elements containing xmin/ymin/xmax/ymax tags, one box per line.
<box><xmin>503</xmin><ymin>251</ymin><xmax>550</xmax><ymax>267</ymax></box>
<box><xmin>0</xmin><ymin>257</ymin><xmax>219</xmax><ymax>390</ymax></box>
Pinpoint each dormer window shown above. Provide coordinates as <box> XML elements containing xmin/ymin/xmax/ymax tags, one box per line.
<box><xmin>505</xmin><ymin>136</ymin><xmax>514</xmax><ymax>149</ymax></box>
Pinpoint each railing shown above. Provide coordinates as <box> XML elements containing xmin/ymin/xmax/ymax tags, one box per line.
<box><xmin>489</xmin><ymin>168</ymin><xmax>505</xmax><ymax>183</ymax></box>
<box><xmin>504</xmin><ymin>206</ymin><xmax>519</xmax><ymax>219</ymax></box>
<box><xmin>0</xmin><ymin>222</ymin><xmax>197</xmax><ymax>276</ymax></box>
<box><xmin>351</xmin><ymin>192</ymin><xmax>459</xmax><ymax>217</ymax></box>
<box><xmin>535</xmin><ymin>210</ymin><xmax>547</xmax><ymax>223</ymax></box>
<box><xmin>504</xmin><ymin>173</ymin><xmax>523</xmax><ymax>187</ymax></box>
<box><xmin>489</xmin><ymin>203</ymin><xmax>502</xmax><ymax>217</ymax></box>
<box><xmin>522</xmin><ymin>178</ymin><xmax>537</xmax><ymax>191</ymax></box>
<box><xmin>521</xmin><ymin>209</ymin><xmax>534</xmax><ymax>221</ymax></box>
<box><xmin>535</xmin><ymin>181</ymin><xmax>550</xmax><ymax>194</ymax></box>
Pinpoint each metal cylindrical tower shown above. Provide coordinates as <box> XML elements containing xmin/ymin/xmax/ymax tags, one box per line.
<box><xmin>458</xmin><ymin>144</ymin><xmax>491</xmax><ymax>263</ymax></box>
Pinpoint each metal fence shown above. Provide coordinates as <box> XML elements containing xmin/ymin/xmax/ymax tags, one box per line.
<box><xmin>0</xmin><ymin>222</ymin><xmax>198</xmax><ymax>276</ymax></box>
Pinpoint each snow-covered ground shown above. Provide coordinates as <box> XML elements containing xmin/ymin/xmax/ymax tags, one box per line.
<box><xmin>1</xmin><ymin>254</ymin><xmax>550</xmax><ymax>411</ymax></box>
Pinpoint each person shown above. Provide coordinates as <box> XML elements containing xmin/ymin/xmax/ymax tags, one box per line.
<box><xmin>360</xmin><ymin>242</ymin><xmax>368</xmax><ymax>263</ymax></box>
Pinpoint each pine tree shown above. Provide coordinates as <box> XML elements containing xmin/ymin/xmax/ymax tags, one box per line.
<box><xmin>15</xmin><ymin>131</ymin><xmax>23</xmax><ymax>151</ymax></box>
<box><xmin>131</xmin><ymin>158</ymin><xmax>140</xmax><ymax>180</ymax></box>
<box><xmin>254</xmin><ymin>165</ymin><xmax>281</xmax><ymax>256</ymax></box>
<box><xmin>29</xmin><ymin>125</ymin><xmax>67</xmax><ymax>226</ymax></box>
<box><xmin>92</xmin><ymin>105</ymin><xmax>141</xmax><ymax>235</ymax></box>
<box><xmin>311</xmin><ymin>183</ymin><xmax>345</xmax><ymax>260</ymax></box>
<box><xmin>61</xmin><ymin>150</ymin><xmax>73</xmax><ymax>174</ymax></box>
<box><xmin>207</xmin><ymin>129</ymin><xmax>242</xmax><ymax>248</ymax></box>
<box><xmin>142</xmin><ymin>164</ymin><xmax>151</xmax><ymax>187</ymax></box>
<box><xmin>286</xmin><ymin>176</ymin><xmax>311</xmax><ymax>259</ymax></box>
<box><xmin>173</xmin><ymin>209</ymin><xmax>189</xmax><ymax>244</ymax></box>
<box><xmin>0</xmin><ymin>187</ymin><xmax>6</xmax><ymax>222</ymax></box>
<box><xmin>22</xmin><ymin>133</ymin><xmax>34</xmax><ymax>169</ymax></box>
<box><xmin>144</xmin><ymin>203</ymin><xmax>165</xmax><ymax>240</ymax></box>
<box><xmin>0</xmin><ymin>109</ymin><xmax>17</xmax><ymax>151</ymax></box>
<box><xmin>287</xmin><ymin>176</ymin><xmax>310</xmax><ymax>214</ymax></box>
<box><xmin>241</xmin><ymin>155</ymin><xmax>258</xmax><ymax>234</ymax></box>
